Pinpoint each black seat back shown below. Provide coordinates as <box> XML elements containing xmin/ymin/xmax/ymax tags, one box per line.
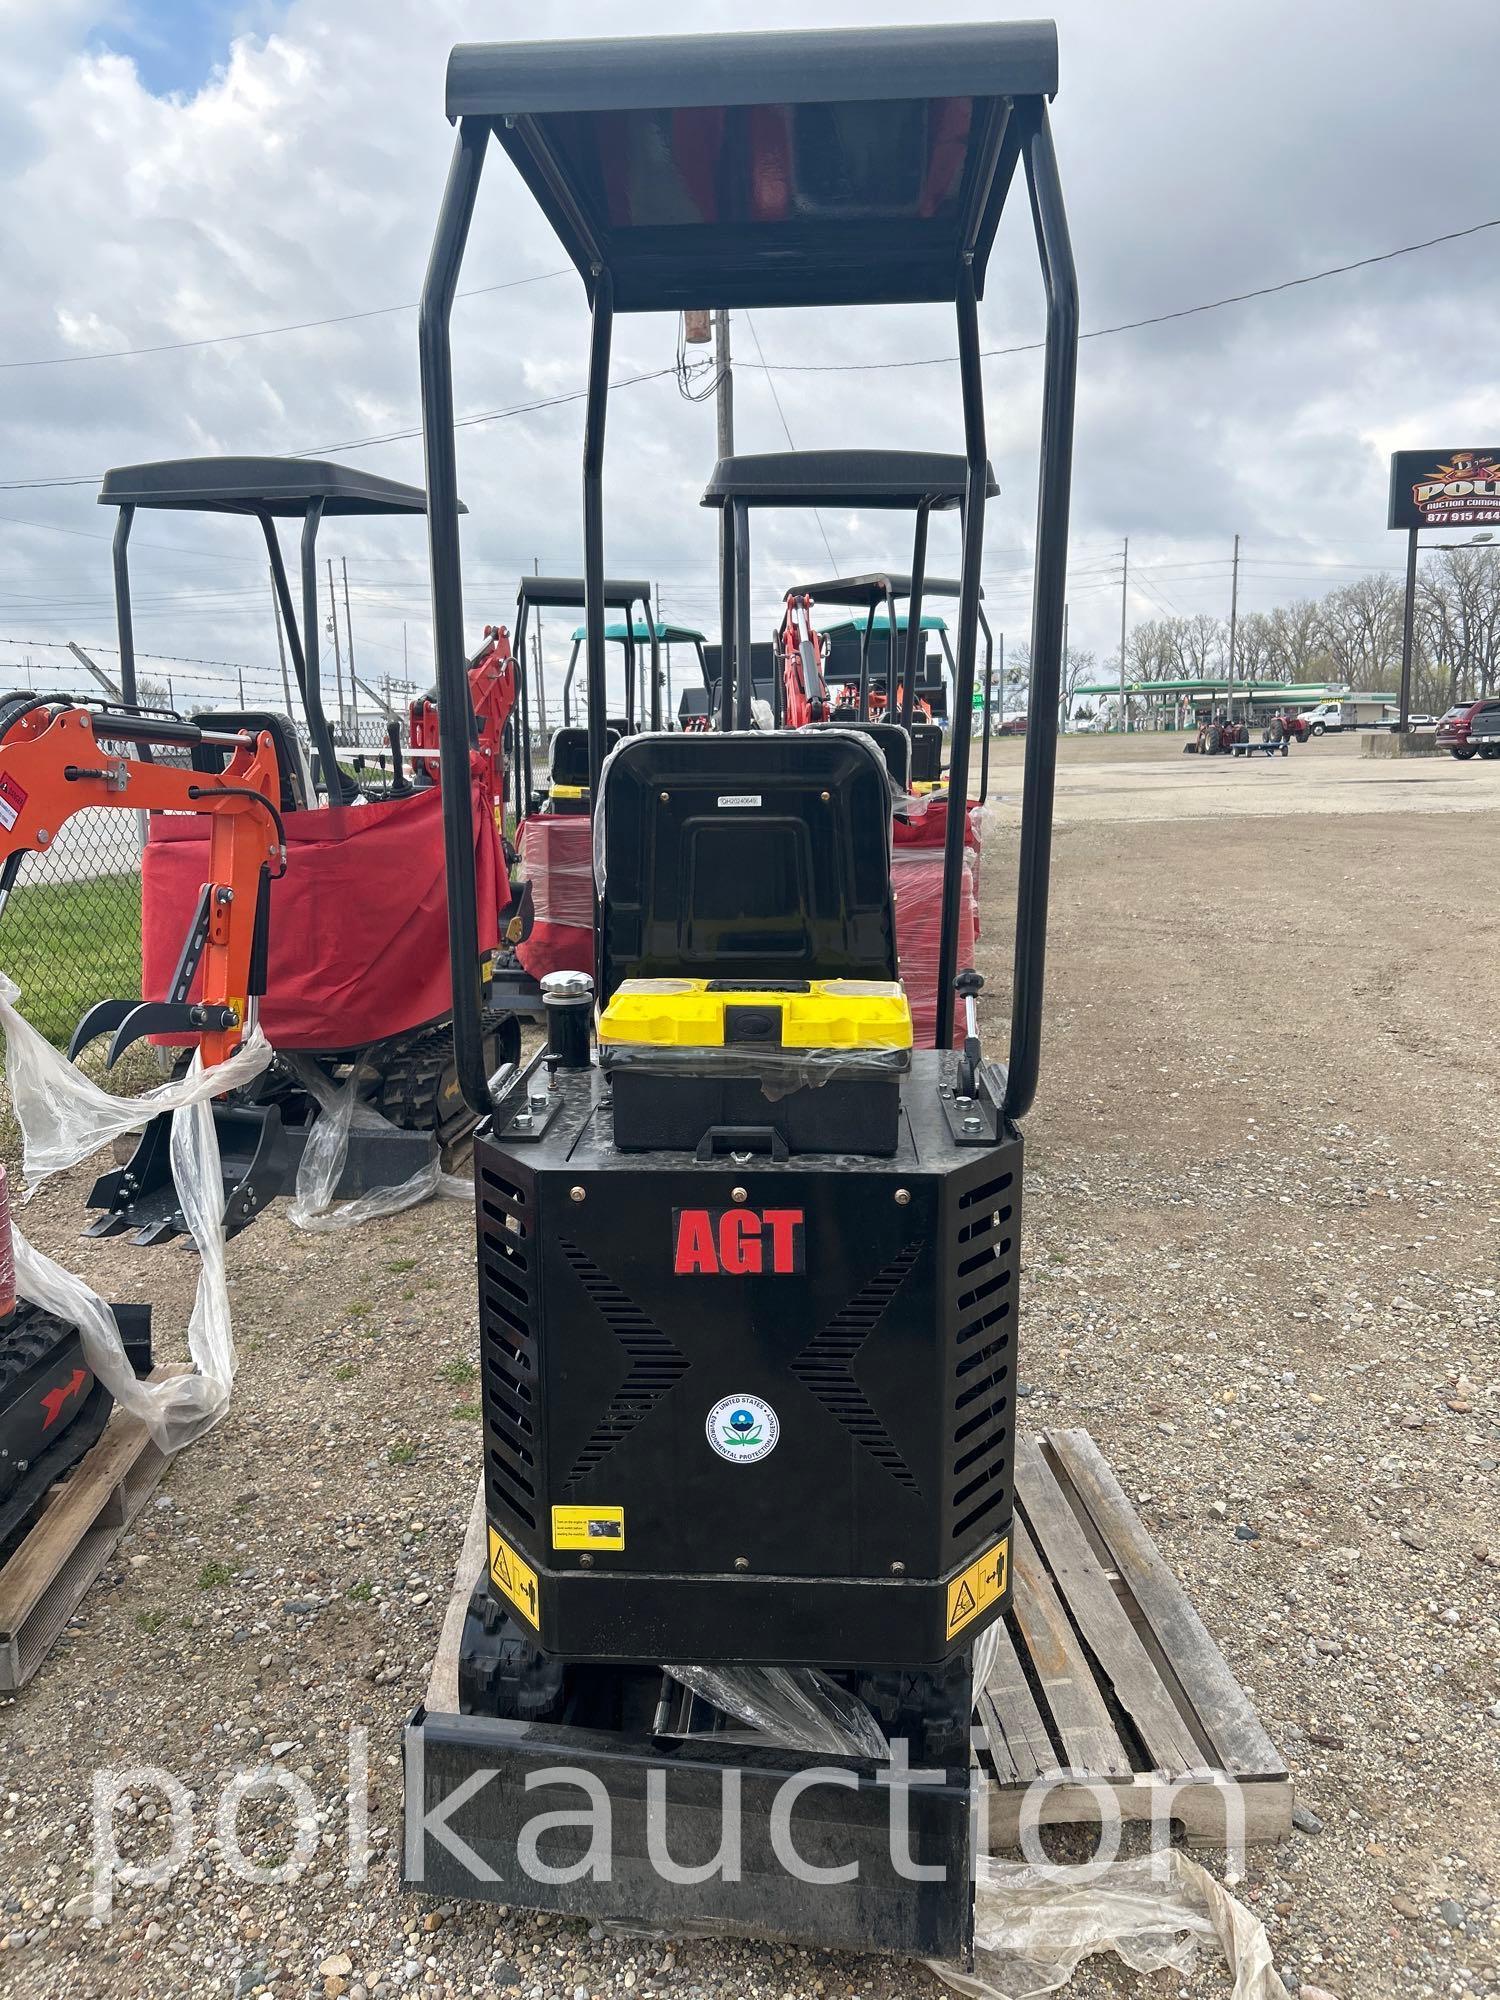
<box><xmin>808</xmin><ymin>720</ymin><xmax>911</xmax><ymax>791</ymax></box>
<box><xmin>910</xmin><ymin>722</ymin><xmax>943</xmax><ymax>784</ymax></box>
<box><xmin>550</xmin><ymin>724</ymin><xmax>621</xmax><ymax>791</ymax></box>
<box><xmin>189</xmin><ymin>709</ymin><xmax>311</xmax><ymax>812</ymax></box>
<box><xmin>598</xmin><ymin>731</ymin><xmax>896</xmax><ymax>999</ymax></box>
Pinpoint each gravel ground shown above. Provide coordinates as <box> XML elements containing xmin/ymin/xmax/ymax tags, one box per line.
<box><xmin>1</xmin><ymin>753</ymin><xmax>1496</xmax><ymax>2000</ymax></box>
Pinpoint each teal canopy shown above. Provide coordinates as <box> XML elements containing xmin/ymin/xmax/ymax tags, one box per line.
<box><xmin>820</xmin><ymin>610</ymin><xmax>948</xmax><ymax>637</ymax></box>
<box><xmin>569</xmin><ymin>619</ymin><xmax>705</xmax><ymax>645</ymax></box>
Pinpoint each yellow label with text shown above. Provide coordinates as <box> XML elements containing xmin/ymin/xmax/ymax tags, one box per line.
<box><xmin>551</xmin><ymin>1504</ymin><xmax>625</xmax><ymax>1552</ymax></box>
<box><xmin>488</xmin><ymin>1526</ymin><xmax>541</xmax><ymax>1632</ymax></box>
<box><xmin>946</xmin><ymin>1536</ymin><xmax>1009</xmax><ymax>1640</ymax></box>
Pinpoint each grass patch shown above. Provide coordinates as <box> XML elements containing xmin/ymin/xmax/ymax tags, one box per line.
<box><xmin>347</xmin><ymin>1299</ymin><xmax>372</xmax><ymax>1318</ymax></box>
<box><xmin>387</xmin><ymin>1440</ymin><xmax>417</xmax><ymax>1466</ymax></box>
<box><xmin>438</xmin><ymin>1358</ymin><xmax>478</xmax><ymax>1388</ymax></box>
<box><xmin>386</xmin><ymin>1257</ymin><xmax>419</xmax><ymax>1274</ymax></box>
<box><xmin>449</xmin><ymin>1402</ymin><xmax>482</xmax><ymax>1422</ymax></box>
<box><xmin>348</xmin><ymin>1580</ymin><xmax>375</xmax><ymax>1603</ymax></box>
<box><xmin>197</xmin><ymin>1560</ymin><xmax>235</xmax><ymax>1590</ymax></box>
<box><xmin>332</xmin><ymin>1362</ymin><xmax>359</xmax><ymax>1382</ymax></box>
<box><xmin>135</xmin><ymin>1609</ymin><xmax>168</xmax><ymax>1635</ymax></box>
<box><xmin>3</xmin><ymin>868</ymin><xmax>141</xmax><ymax>1047</ymax></box>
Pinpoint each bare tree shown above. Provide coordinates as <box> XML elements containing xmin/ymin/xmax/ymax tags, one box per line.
<box><xmin>1319</xmin><ymin>575</ymin><xmax>1404</xmax><ymax>687</ymax></box>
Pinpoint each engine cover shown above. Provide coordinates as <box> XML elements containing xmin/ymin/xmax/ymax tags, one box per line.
<box><xmin>474</xmin><ymin>1049</ymin><xmax>1018</xmax><ymax>1667</ymax></box>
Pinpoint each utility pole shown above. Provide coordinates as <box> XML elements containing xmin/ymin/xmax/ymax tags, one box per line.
<box><xmin>1060</xmin><ymin>600</ymin><xmax>1070</xmax><ymax>732</ymax></box>
<box><xmin>270</xmin><ymin>568</ymin><xmax>294</xmax><ymax>715</ymax></box>
<box><xmin>658</xmin><ymin>577</ymin><xmax>673</xmax><ymax>720</ymax></box>
<box><xmin>1118</xmin><ymin>534</ymin><xmax>1129</xmax><ymax>733</ymax></box>
<box><xmin>1226</xmin><ymin>532</ymin><xmax>1241</xmax><ymax>722</ymax></box>
<box><xmin>326</xmin><ymin>557</ymin><xmax>345</xmax><ymax>734</ymax></box>
<box><xmin>238</xmin><ymin>665</ymin><xmax>246</xmax><ymax>707</ymax></box>
<box><xmin>532</xmin><ymin>555</ymin><xmax>549</xmax><ymax>744</ymax></box>
<box><xmin>714</xmin><ymin>309</ymin><xmax>734</xmax><ymax>461</ymax></box>
<box><xmin>341</xmin><ymin>557</ymin><xmax>359</xmax><ymax>735</ymax></box>
<box><xmin>997</xmin><ymin>631</ymin><xmax>1004</xmax><ymax>727</ymax></box>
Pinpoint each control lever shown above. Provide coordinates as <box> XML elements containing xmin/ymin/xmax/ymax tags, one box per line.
<box><xmin>954</xmin><ymin>968</ymin><xmax>984</xmax><ymax>1101</ymax></box>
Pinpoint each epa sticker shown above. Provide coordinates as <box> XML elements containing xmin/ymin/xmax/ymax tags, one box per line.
<box><xmin>706</xmin><ymin>1393</ymin><xmax>779</xmax><ymax>1465</ymax></box>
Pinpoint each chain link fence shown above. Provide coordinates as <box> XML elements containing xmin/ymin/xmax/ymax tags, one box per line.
<box><xmin>0</xmin><ymin>809</ymin><xmax>145</xmax><ymax>1048</ymax></box>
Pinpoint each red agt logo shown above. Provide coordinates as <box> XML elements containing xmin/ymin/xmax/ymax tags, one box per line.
<box><xmin>40</xmin><ymin>1367</ymin><xmax>88</xmax><ymax>1430</ymax></box>
<box><xmin>673</xmin><ymin>1208</ymin><xmax>805</xmax><ymax>1275</ymax></box>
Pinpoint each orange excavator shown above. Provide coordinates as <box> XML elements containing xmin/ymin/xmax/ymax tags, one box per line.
<box><xmin>774</xmin><ymin>591</ymin><xmax>832</xmax><ymax>728</ymax></box>
<box><xmin>0</xmin><ymin>696</ymin><xmax>285</xmax><ymax>1071</ymax></box>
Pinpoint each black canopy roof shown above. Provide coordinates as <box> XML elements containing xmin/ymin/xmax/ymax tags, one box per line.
<box><xmin>98</xmin><ymin>456</ymin><xmax>439</xmax><ymax>516</ymax></box>
<box><xmin>788</xmin><ymin>572</ymin><xmax>983</xmax><ymax>606</ymax></box>
<box><xmin>517</xmin><ymin>576</ymin><xmax>652</xmax><ymax>609</ymax></box>
<box><xmin>701</xmin><ymin>451</ymin><xmax>997</xmax><ymax>512</ymax></box>
<box><xmin>449</xmin><ymin>22</ymin><xmax>1058</xmax><ymax>311</ymax></box>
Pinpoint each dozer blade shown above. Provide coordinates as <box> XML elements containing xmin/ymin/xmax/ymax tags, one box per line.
<box><xmin>105</xmin><ymin>1000</ymin><xmax>237</xmax><ymax>1071</ymax></box>
<box><xmin>68</xmin><ymin>998</ymin><xmax>139</xmax><ymax>1064</ymax></box>
<box><xmin>84</xmin><ymin>1100</ymin><xmax>301</xmax><ymax>1247</ymax></box>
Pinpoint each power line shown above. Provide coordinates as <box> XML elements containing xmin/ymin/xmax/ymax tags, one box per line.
<box><xmin>745</xmin><ymin>216</ymin><xmax>1500</xmax><ymax>376</ymax></box>
<box><xmin>0</xmin><ymin>269</ymin><xmax>572</xmax><ymax>372</ymax></box>
<box><xmin>0</xmin><ymin>363</ymin><xmax>694</xmax><ymax>492</ymax></box>
<box><xmin>741</xmin><ymin>312</ymin><xmax>839</xmax><ymax>578</ymax></box>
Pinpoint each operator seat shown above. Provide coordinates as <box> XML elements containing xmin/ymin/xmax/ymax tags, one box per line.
<box><xmin>189</xmin><ymin>709</ymin><xmax>313</xmax><ymax>813</ymax></box>
<box><xmin>597</xmin><ymin>728</ymin><xmax>896</xmax><ymax>999</ymax></box>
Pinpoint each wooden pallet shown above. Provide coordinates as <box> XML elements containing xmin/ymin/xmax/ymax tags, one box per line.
<box><xmin>427</xmin><ymin>1426</ymin><xmax>1291</xmax><ymax>1851</ymax></box>
<box><xmin>978</xmin><ymin>1428</ymin><xmax>1291</xmax><ymax>1847</ymax></box>
<box><xmin>0</xmin><ymin>1402</ymin><xmax>172</xmax><ymax>1692</ymax></box>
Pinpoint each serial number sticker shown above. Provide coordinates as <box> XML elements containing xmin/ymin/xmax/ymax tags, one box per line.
<box><xmin>488</xmin><ymin>1525</ymin><xmax>541</xmax><ymax>1632</ymax></box>
<box><xmin>551</xmin><ymin>1504</ymin><xmax>625</xmax><ymax>1552</ymax></box>
<box><xmin>945</xmin><ymin>1535</ymin><xmax>1009</xmax><ymax>1641</ymax></box>
<box><xmin>716</xmin><ymin>793</ymin><xmax>761</xmax><ymax>808</ymax></box>
<box><xmin>0</xmin><ymin>772</ymin><xmax>28</xmax><ymax>832</ymax></box>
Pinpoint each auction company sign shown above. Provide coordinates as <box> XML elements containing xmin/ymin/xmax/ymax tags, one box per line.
<box><xmin>1388</xmin><ymin>448</ymin><xmax>1500</xmax><ymax>531</ymax></box>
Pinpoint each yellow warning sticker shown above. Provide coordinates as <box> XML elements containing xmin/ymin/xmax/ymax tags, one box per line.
<box><xmin>551</xmin><ymin>1504</ymin><xmax>625</xmax><ymax>1552</ymax></box>
<box><xmin>946</xmin><ymin>1536</ymin><xmax>1009</xmax><ymax>1641</ymax></box>
<box><xmin>488</xmin><ymin>1526</ymin><xmax>541</xmax><ymax>1632</ymax></box>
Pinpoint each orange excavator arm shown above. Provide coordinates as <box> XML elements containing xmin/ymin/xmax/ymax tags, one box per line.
<box><xmin>0</xmin><ymin>704</ymin><xmax>285</xmax><ymax>1068</ymax></box>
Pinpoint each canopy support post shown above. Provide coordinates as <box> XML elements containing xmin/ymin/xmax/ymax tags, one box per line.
<box><xmin>299</xmin><ymin>496</ymin><xmax>344</xmax><ymax>805</ymax></box>
<box><xmin>733</xmin><ymin>498</ymin><xmax>753</xmax><ymax>729</ymax></box>
<box><xmin>902</xmin><ymin>506</ymin><xmax>931</xmax><ymax>730</ymax></box>
<box><xmin>419</xmin><ymin>114</ymin><xmax>490</xmax><ymax>1117</ymax></box>
<box><xmin>1004</xmin><ymin>102</ymin><xmax>1078</xmax><ymax>1119</ymax></box>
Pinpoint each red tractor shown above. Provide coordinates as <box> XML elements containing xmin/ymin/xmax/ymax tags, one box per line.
<box><xmin>774</xmin><ymin>592</ymin><xmax>832</xmax><ymax>727</ymax></box>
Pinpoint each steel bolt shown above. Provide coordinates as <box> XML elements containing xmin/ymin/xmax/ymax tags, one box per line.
<box><xmin>733</xmin><ymin>1556</ymin><xmax>750</xmax><ymax>1572</ymax></box>
<box><xmin>513</xmin><ymin>1112</ymin><xmax>532</xmax><ymax>1129</ymax></box>
<box><xmin>36</xmin><ymin>828</ymin><xmax>49</xmax><ymax>845</ymax></box>
<box><xmin>894</xmin><ymin>1188</ymin><xmax>910</xmax><ymax>1205</ymax></box>
<box><xmin>820</xmin><ymin>790</ymin><xmax>830</xmax><ymax>802</ymax></box>
<box><xmin>962</xmin><ymin>1115</ymin><xmax>982</xmax><ymax>1133</ymax></box>
<box><xmin>579</xmin><ymin>1553</ymin><xmax>594</xmax><ymax>1569</ymax></box>
<box><xmin>890</xmin><ymin>1561</ymin><xmax>906</xmax><ymax>1576</ymax></box>
<box><xmin>569</xmin><ymin>1185</ymin><xmax>586</xmax><ymax>1203</ymax></box>
<box><xmin>731</xmin><ymin>1185</ymin><xmax>748</xmax><ymax>1204</ymax></box>
<box><xmin>660</xmin><ymin>790</ymin><xmax>670</xmax><ymax>802</ymax></box>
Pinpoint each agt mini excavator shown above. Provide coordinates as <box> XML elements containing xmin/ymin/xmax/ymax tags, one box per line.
<box><xmin>405</xmin><ymin>19</ymin><xmax>1076</xmax><ymax>1962</ymax></box>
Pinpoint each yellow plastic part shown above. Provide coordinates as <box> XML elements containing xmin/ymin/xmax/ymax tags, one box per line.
<box><xmin>549</xmin><ymin>783</ymin><xmax>586</xmax><ymax>800</ymax></box>
<box><xmin>909</xmin><ymin>778</ymin><xmax>945</xmax><ymax>796</ymax></box>
<box><xmin>598</xmin><ymin>977</ymin><xmax>912</xmax><ymax>1051</ymax></box>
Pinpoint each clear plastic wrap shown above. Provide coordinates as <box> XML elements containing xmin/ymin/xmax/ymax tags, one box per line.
<box><xmin>0</xmin><ymin>971</ymin><xmax>271</xmax><ymax>1453</ymax></box>
<box><xmin>284</xmin><ymin>1057</ymin><xmax>472</xmax><ymax>1233</ymax></box>
<box><xmin>516</xmin><ymin>813</ymin><xmax>594</xmax><ymax>926</ymax></box>
<box><xmin>930</xmin><ymin>1850</ymin><xmax>1280</xmax><ymax>2000</ymax></box>
<box><xmin>892</xmin><ymin>844</ymin><xmax>978</xmax><ymax>1048</ymax></box>
<box><xmin>601</xmin><ymin>1041</ymin><xmax>911</xmax><ymax>1102</ymax></box>
<box><xmin>0</xmin><ymin>972</ymin><xmax>272</xmax><ymax>1188</ymax></box>
<box><xmin>662</xmin><ymin>1664</ymin><xmax>890</xmax><ymax>1759</ymax></box>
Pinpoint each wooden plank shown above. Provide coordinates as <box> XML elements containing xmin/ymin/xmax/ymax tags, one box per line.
<box><xmin>0</xmin><ymin>1411</ymin><xmax>153</xmax><ymax>1636</ymax></box>
<box><xmin>1009</xmin><ymin>1517</ymin><xmax>1131</xmax><ymax>1777</ymax></box>
<box><xmin>975</xmin><ymin>1619</ymin><xmax>1054</xmax><ymax>1783</ymax></box>
<box><xmin>985</xmin><ymin>1770</ymin><xmax>1292</xmax><ymax>1850</ymax></box>
<box><xmin>1015</xmin><ymin>1431</ymin><xmax>1204</xmax><ymax>1774</ymax></box>
<box><xmin>426</xmin><ymin>1476</ymin><xmax>487</xmax><ymax>1715</ymax></box>
<box><xmin>1044</xmin><ymin>1428</ymin><xmax>1286</xmax><ymax>1780</ymax></box>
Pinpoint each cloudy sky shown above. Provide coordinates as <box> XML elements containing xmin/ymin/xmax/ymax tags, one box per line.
<box><xmin>3</xmin><ymin>0</ymin><xmax>1498</xmax><ymax>721</ymax></box>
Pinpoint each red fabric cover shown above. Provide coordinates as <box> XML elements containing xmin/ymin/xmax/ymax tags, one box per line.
<box><xmin>893</xmin><ymin>845</ymin><xmax>978</xmax><ymax>1049</ymax></box>
<box><xmin>142</xmin><ymin>777</ymin><xmax>503</xmax><ymax>1051</ymax></box>
<box><xmin>514</xmin><ymin>814</ymin><xmax>594</xmax><ymax>982</ymax></box>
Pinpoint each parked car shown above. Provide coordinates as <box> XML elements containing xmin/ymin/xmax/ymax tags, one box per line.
<box><xmin>1301</xmin><ymin>696</ymin><xmax>1400</xmax><ymax>734</ymax></box>
<box><xmin>1436</xmin><ymin>699</ymin><xmax>1500</xmax><ymax>760</ymax></box>
<box><xmin>1460</xmin><ymin>704</ymin><xmax>1500</xmax><ymax>759</ymax></box>
<box><xmin>997</xmin><ymin>714</ymin><xmax>1028</xmax><ymax>736</ymax></box>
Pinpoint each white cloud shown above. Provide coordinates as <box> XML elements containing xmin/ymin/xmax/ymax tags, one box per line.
<box><xmin>1</xmin><ymin>0</ymin><xmax>1497</xmax><ymax>716</ymax></box>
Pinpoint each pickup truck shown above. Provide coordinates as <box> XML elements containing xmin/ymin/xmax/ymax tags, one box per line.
<box><xmin>1456</xmin><ymin>702</ymin><xmax>1500</xmax><ymax>760</ymax></box>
